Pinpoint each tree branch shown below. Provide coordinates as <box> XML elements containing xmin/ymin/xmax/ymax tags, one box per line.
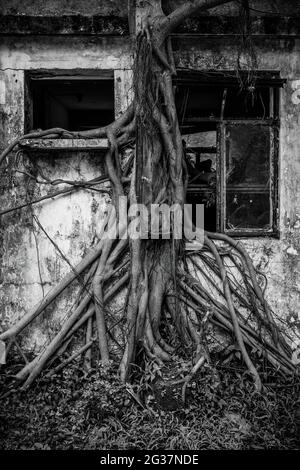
<box><xmin>0</xmin><ymin>104</ymin><xmax>134</xmax><ymax>167</ymax></box>
<box><xmin>162</xmin><ymin>0</ymin><xmax>235</xmax><ymax>36</ymax></box>
<box><xmin>128</xmin><ymin>0</ymin><xmax>136</xmax><ymax>35</ymax></box>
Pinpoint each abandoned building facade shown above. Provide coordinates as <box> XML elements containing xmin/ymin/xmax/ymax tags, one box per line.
<box><xmin>0</xmin><ymin>0</ymin><xmax>299</xmax><ymax>351</ymax></box>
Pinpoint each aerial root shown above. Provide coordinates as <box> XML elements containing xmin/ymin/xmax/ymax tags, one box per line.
<box><xmin>181</xmin><ymin>356</ymin><xmax>206</xmax><ymax>404</ymax></box>
<box><xmin>0</xmin><ymin>19</ymin><xmax>297</xmax><ymax>393</ymax></box>
<box><xmin>0</xmin><ymin>224</ymin><xmax>296</xmax><ymax>393</ymax></box>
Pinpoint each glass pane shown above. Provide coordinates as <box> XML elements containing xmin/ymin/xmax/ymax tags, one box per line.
<box><xmin>225</xmin><ymin>124</ymin><xmax>272</xmax><ymax>231</ymax></box>
<box><xmin>226</xmin><ymin>124</ymin><xmax>270</xmax><ymax>186</ymax></box>
<box><xmin>226</xmin><ymin>191</ymin><xmax>270</xmax><ymax>230</ymax></box>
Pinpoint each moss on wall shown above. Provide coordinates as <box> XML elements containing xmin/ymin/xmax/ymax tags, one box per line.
<box><xmin>0</xmin><ymin>0</ymin><xmax>128</xmax><ymax>17</ymax></box>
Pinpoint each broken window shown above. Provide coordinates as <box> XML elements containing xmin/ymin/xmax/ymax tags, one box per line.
<box><xmin>176</xmin><ymin>71</ymin><xmax>283</xmax><ymax>236</ymax></box>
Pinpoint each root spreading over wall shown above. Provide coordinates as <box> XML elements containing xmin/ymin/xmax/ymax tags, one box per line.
<box><xmin>0</xmin><ymin>0</ymin><xmax>298</xmax><ymax>396</ymax></box>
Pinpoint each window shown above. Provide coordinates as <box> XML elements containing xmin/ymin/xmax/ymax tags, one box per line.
<box><xmin>176</xmin><ymin>71</ymin><xmax>284</xmax><ymax>237</ymax></box>
<box><xmin>23</xmin><ymin>71</ymin><xmax>114</xmax><ymax>155</ymax></box>
<box><xmin>25</xmin><ymin>71</ymin><xmax>114</xmax><ymax>132</ymax></box>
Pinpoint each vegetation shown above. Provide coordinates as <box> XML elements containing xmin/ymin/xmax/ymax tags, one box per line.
<box><xmin>0</xmin><ymin>357</ymin><xmax>299</xmax><ymax>450</ymax></box>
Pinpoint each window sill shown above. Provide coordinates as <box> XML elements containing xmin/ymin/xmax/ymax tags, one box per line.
<box><xmin>224</xmin><ymin>230</ymin><xmax>280</xmax><ymax>239</ymax></box>
<box><xmin>19</xmin><ymin>138</ymin><xmax>109</xmax><ymax>152</ymax></box>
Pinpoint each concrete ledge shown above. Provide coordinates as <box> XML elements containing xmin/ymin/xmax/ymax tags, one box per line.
<box><xmin>173</xmin><ymin>16</ymin><xmax>300</xmax><ymax>37</ymax></box>
<box><xmin>19</xmin><ymin>138</ymin><xmax>109</xmax><ymax>151</ymax></box>
<box><xmin>0</xmin><ymin>15</ymin><xmax>129</xmax><ymax>36</ymax></box>
<box><xmin>1</xmin><ymin>14</ymin><xmax>300</xmax><ymax>37</ymax></box>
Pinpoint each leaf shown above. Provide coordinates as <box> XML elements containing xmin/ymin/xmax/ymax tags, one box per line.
<box><xmin>33</xmin><ymin>443</ymin><xmax>46</xmax><ymax>449</ymax></box>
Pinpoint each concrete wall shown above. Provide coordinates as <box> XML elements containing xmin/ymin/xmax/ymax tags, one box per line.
<box><xmin>0</xmin><ymin>0</ymin><xmax>128</xmax><ymax>17</ymax></box>
<box><xmin>164</xmin><ymin>0</ymin><xmax>300</xmax><ymax>16</ymax></box>
<box><xmin>0</xmin><ymin>35</ymin><xmax>132</xmax><ymax>348</ymax></box>
<box><xmin>3</xmin><ymin>0</ymin><xmax>299</xmax><ymax>17</ymax></box>
<box><xmin>0</xmin><ymin>1</ymin><xmax>299</xmax><ymax>352</ymax></box>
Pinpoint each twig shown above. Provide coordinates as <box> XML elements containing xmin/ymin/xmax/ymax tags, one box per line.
<box><xmin>182</xmin><ymin>356</ymin><xmax>206</xmax><ymax>404</ymax></box>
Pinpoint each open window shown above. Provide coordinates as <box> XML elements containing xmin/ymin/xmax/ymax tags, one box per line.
<box><xmin>25</xmin><ymin>71</ymin><xmax>114</xmax><ymax>133</ymax></box>
<box><xmin>176</xmin><ymin>71</ymin><xmax>284</xmax><ymax>237</ymax></box>
<box><xmin>22</xmin><ymin>71</ymin><xmax>113</xmax><ymax>194</ymax></box>
<box><xmin>23</xmin><ymin>70</ymin><xmax>114</xmax><ymax>152</ymax></box>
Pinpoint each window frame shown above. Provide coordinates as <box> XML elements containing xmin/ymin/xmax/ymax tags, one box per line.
<box><xmin>178</xmin><ymin>71</ymin><xmax>283</xmax><ymax>238</ymax></box>
<box><xmin>217</xmin><ymin>119</ymin><xmax>279</xmax><ymax>238</ymax></box>
<box><xmin>24</xmin><ymin>69</ymin><xmax>115</xmax><ymax>144</ymax></box>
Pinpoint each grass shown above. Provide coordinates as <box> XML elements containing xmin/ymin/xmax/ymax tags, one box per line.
<box><xmin>0</xmin><ymin>359</ymin><xmax>299</xmax><ymax>450</ymax></box>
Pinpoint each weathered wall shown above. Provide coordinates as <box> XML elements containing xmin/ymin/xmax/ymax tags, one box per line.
<box><xmin>2</xmin><ymin>0</ymin><xmax>300</xmax><ymax>17</ymax></box>
<box><xmin>0</xmin><ymin>34</ymin><xmax>132</xmax><ymax>348</ymax></box>
<box><xmin>0</xmin><ymin>0</ymin><xmax>128</xmax><ymax>17</ymax></box>
<box><xmin>164</xmin><ymin>0</ymin><xmax>300</xmax><ymax>16</ymax></box>
<box><xmin>0</xmin><ymin>1</ymin><xmax>299</xmax><ymax>353</ymax></box>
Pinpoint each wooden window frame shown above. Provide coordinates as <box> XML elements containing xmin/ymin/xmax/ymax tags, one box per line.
<box><xmin>217</xmin><ymin>120</ymin><xmax>279</xmax><ymax>238</ymax></box>
<box><xmin>180</xmin><ymin>72</ymin><xmax>283</xmax><ymax>238</ymax></box>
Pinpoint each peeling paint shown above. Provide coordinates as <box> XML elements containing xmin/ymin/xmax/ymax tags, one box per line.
<box><xmin>286</xmin><ymin>246</ymin><xmax>298</xmax><ymax>256</ymax></box>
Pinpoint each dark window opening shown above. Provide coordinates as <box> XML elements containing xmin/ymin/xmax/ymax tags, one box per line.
<box><xmin>176</xmin><ymin>83</ymin><xmax>275</xmax><ymax>122</ymax></box>
<box><xmin>26</xmin><ymin>74</ymin><xmax>115</xmax><ymax>132</ymax></box>
<box><xmin>176</xmin><ymin>71</ymin><xmax>283</xmax><ymax>237</ymax></box>
<box><xmin>184</xmin><ymin>127</ymin><xmax>218</xmax><ymax>232</ymax></box>
<box><xmin>224</xmin><ymin>87</ymin><xmax>270</xmax><ymax>119</ymax></box>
